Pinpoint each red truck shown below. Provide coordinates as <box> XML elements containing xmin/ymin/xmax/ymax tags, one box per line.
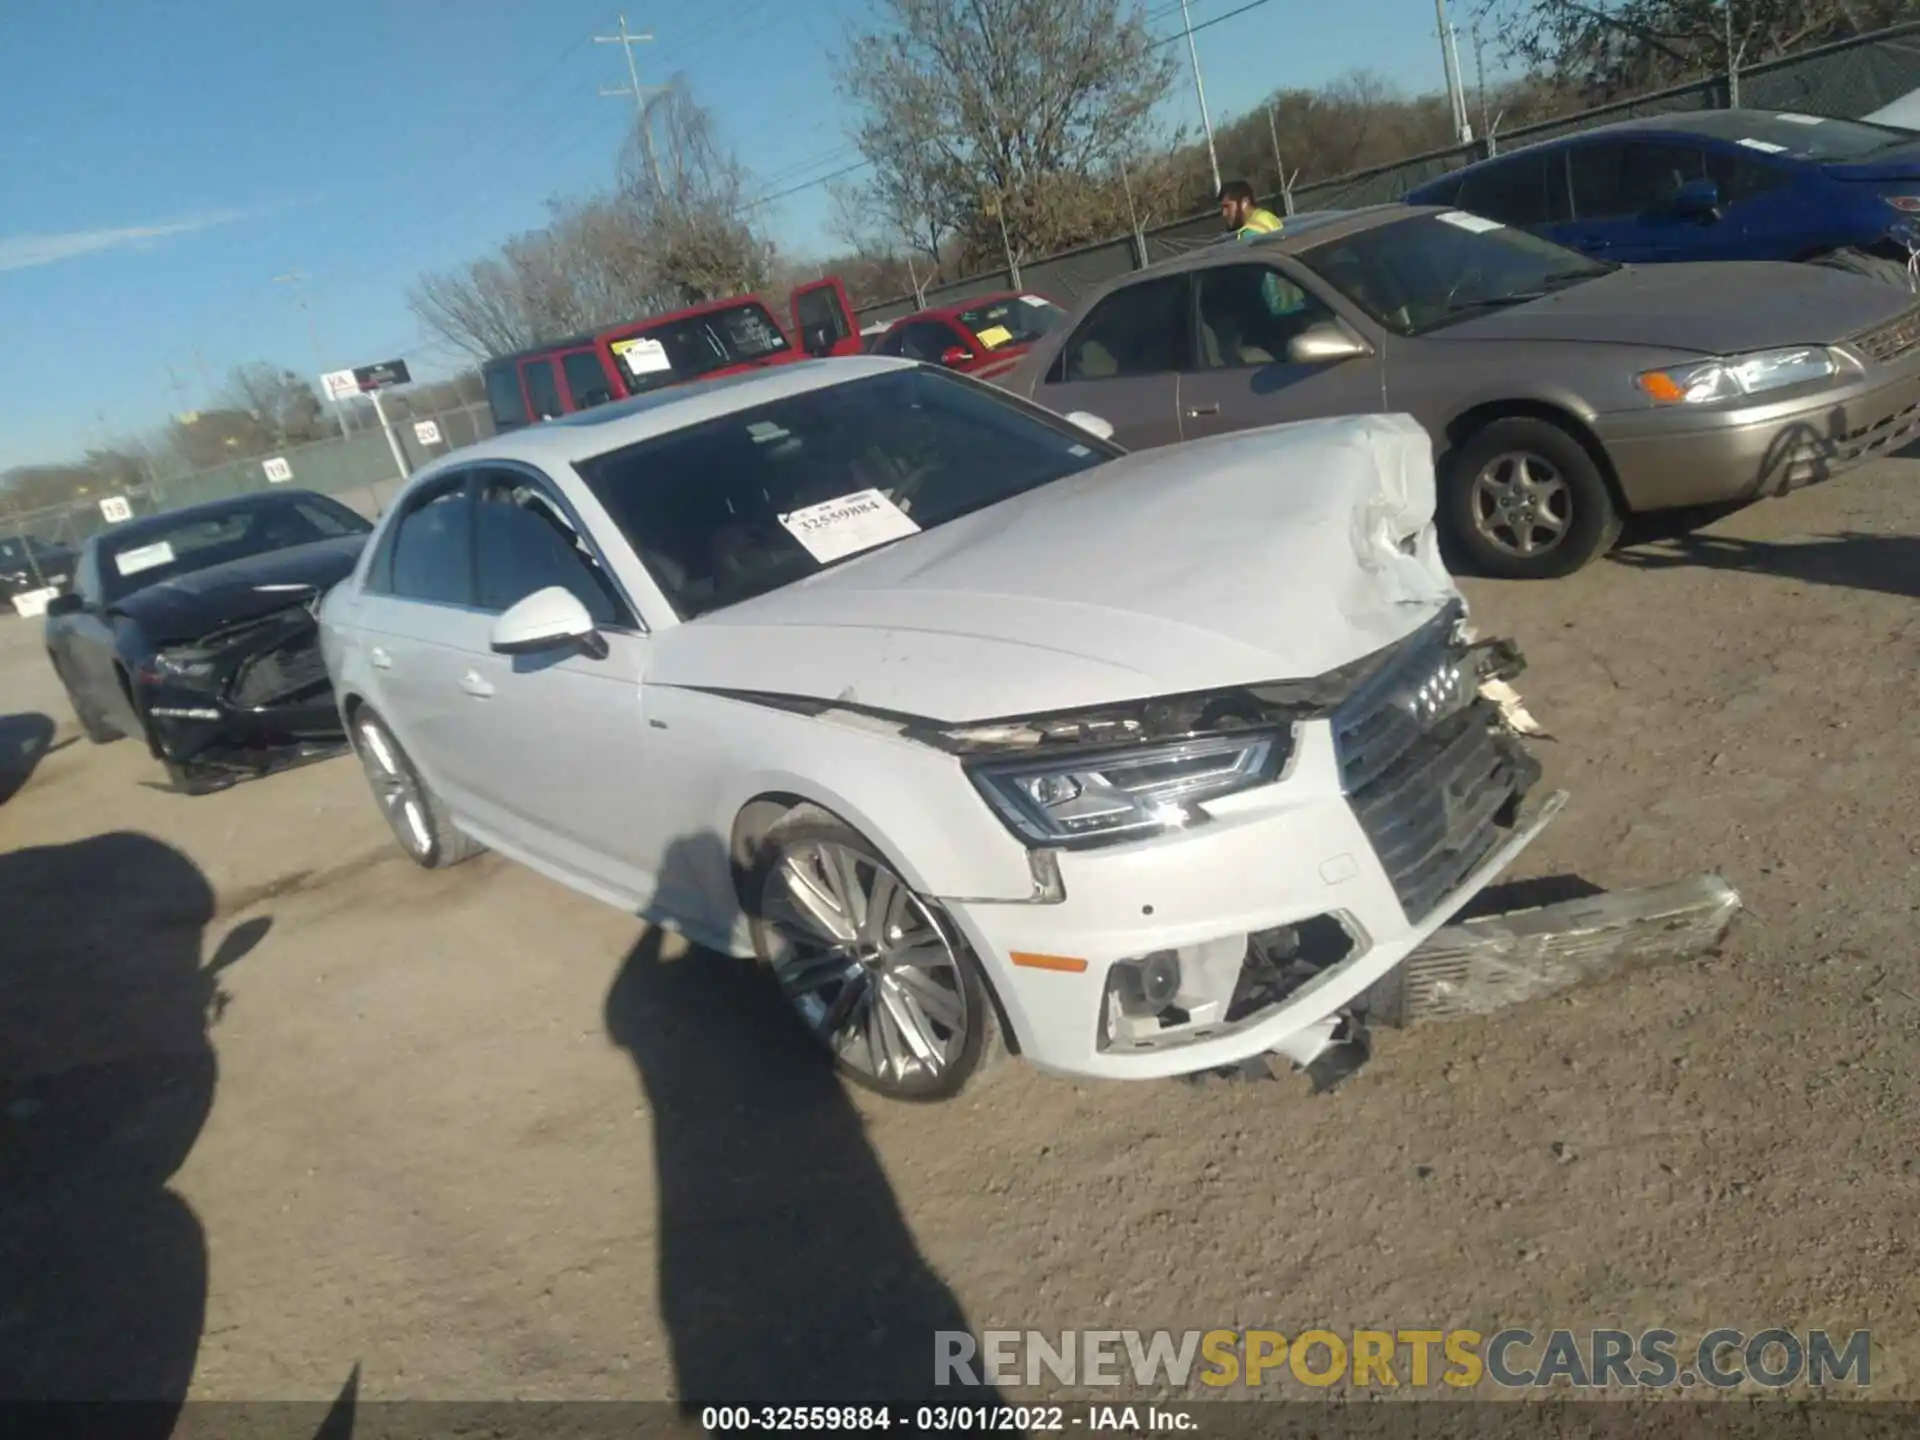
<box><xmin>482</xmin><ymin>278</ymin><xmax>861</xmax><ymax>432</ymax></box>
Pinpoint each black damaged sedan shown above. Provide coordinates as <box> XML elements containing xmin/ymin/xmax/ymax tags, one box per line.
<box><xmin>44</xmin><ymin>489</ymin><xmax>372</xmax><ymax>792</ymax></box>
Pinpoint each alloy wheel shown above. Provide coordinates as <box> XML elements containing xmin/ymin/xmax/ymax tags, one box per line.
<box><xmin>357</xmin><ymin>720</ymin><xmax>433</xmax><ymax>859</ymax></box>
<box><xmin>1470</xmin><ymin>451</ymin><xmax>1572</xmax><ymax>558</ymax></box>
<box><xmin>760</xmin><ymin>839</ymin><xmax>972</xmax><ymax>1087</ymax></box>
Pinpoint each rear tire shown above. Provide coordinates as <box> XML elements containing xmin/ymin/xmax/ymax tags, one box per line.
<box><xmin>349</xmin><ymin>707</ymin><xmax>482</xmax><ymax>869</ymax></box>
<box><xmin>746</xmin><ymin>808</ymin><xmax>1003</xmax><ymax>1102</ymax></box>
<box><xmin>1442</xmin><ymin>417</ymin><xmax>1622</xmax><ymax>580</ymax></box>
<box><xmin>1808</xmin><ymin>247</ymin><xmax>1916</xmax><ymax>292</ymax></box>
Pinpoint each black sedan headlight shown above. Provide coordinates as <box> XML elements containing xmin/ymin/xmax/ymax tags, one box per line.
<box><xmin>968</xmin><ymin>730</ymin><xmax>1291</xmax><ymax>847</ymax></box>
<box><xmin>149</xmin><ymin>647</ymin><xmax>219</xmax><ymax>682</ymax></box>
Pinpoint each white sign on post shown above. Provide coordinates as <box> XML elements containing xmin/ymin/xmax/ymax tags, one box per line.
<box><xmin>262</xmin><ymin>457</ymin><xmax>293</xmax><ymax>483</ymax></box>
<box><xmin>320</xmin><ymin>369</ymin><xmax>361</xmax><ymax>403</ymax></box>
<box><xmin>99</xmin><ymin>495</ymin><xmax>133</xmax><ymax>524</ymax></box>
<box><xmin>412</xmin><ymin>420</ymin><xmax>443</xmax><ymax>446</ymax></box>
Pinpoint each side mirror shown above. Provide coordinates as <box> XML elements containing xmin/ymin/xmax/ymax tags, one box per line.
<box><xmin>490</xmin><ymin>585</ymin><xmax>605</xmax><ymax>658</ymax></box>
<box><xmin>43</xmin><ymin>592</ymin><xmax>84</xmax><ymax>617</ymax></box>
<box><xmin>1286</xmin><ymin>322</ymin><xmax>1372</xmax><ymax>365</ymax></box>
<box><xmin>1669</xmin><ymin>178</ymin><xmax>1722</xmax><ymax>221</ymax></box>
<box><xmin>939</xmin><ymin>345</ymin><xmax>975</xmax><ymax>368</ymax></box>
<box><xmin>1063</xmin><ymin>411</ymin><xmax>1115</xmax><ymax>441</ymax></box>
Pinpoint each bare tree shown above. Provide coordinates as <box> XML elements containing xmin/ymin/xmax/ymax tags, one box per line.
<box><xmin>221</xmin><ymin>364</ymin><xmax>327</xmax><ymax>447</ymax></box>
<box><xmin>838</xmin><ymin>0</ymin><xmax>1178</xmax><ymax>269</ymax></box>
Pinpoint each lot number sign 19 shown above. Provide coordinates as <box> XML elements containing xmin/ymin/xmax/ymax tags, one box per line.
<box><xmin>98</xmin><ymin>495</ymin><xmax>134</xmax><ymax>523</ymax></box>
<box><xmin>263</xmin><ymin>457</ymin><xmax>293</xmax><ymax>483</ymax></box>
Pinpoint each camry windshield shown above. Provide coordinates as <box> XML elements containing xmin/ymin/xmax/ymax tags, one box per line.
<box><xmin>1673</xmin><ymin>111</ymin><xmax>1914</xmax><ymax>161</ymax></box>
<box><xmin>608</xmin><ymin>303</ymin><xmax>791</xmax><ymax>394</ymax></box>
<box><xmin>98</xmin><ymin>494</ymin><xmax>369</xmax><ymax>602</ymax></box>
<box><xmin>956</xmin><ymin>295</ymin><xmax>1066</xmax><ymax>349</ymax></box>
<box><xmin>1298</xmin><ymin>213</ymin><xmax>1612</xmax><ymax>335</ymax></box>
<box><xmin>575</xmin><ymin>368</ymin><xmax>1113</xmax><ymax>618</ymax></box>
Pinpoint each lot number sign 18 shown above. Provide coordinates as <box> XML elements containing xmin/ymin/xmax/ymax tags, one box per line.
<box><xmin>98</xmin><ymin>495</ymin><xmax>133</xmax><ymax>523</ymax></box>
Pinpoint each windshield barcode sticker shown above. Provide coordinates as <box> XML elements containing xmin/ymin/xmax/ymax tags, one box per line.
<box><xmin>1775</xmin><ymin>112</ymin><xmax>1822</xmax><ymax>125</ymax></box>
<box><xmin>114</xmin><ymin>540</ymin><xmax>175</xmax><ymax>577</ymax></box>
<box><xmin>778</xmin><ymin>488</ymin><xmax>921</xmax><ymax>564</ymax></box>
<box><xmin>611</xmin><ymin>336</ymin><xmax>672</xmax><ymax>375</ymax></box>
<box><xmin>1437</xmin><ymin>210</ymin><xmax>1504</xmax><ymax>233</ymax></box>
<box><xmin>1738</xmin><ymin>137</ymin><xmax>1789</xmax><ymax>153</ymax></box>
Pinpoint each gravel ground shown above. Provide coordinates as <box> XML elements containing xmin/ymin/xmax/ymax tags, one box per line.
<box><xmin>1</xmin><ymin>458</ymin><xmax>1916</xmax><ymax>1409</ymax></box>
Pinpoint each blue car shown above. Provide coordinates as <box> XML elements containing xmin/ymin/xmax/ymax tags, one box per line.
<box><xmin>1405</xmin><ymin>109</ymin><xmax>1920</xmax><ymax>287</ymax></box>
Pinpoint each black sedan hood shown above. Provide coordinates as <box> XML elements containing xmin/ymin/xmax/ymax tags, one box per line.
<box><xmin>111</xmin><ymin>535</ymin><xmax>366</xmax><ymax>643</ymax></box>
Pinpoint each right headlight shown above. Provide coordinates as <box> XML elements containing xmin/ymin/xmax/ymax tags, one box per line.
<box><xmin>1635</xmin><ymin>347</ymin><xmax>1840</xmax><ymax>405</ymax></box>
<box><xmin>968</xmin><ymin>730</ymin><xmax>1291</xmax><ymax>848</ymax></box>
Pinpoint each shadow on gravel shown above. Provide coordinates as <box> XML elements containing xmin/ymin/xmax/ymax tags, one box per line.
<box><xmin>1611</xmin><ymin>530</ymin><xmax>1920</xmax><ymax>600</ymax></box>
<box><xmin>604</xmin><ymin>832</ymin><xmax>997</xmax><ymax>1409</ymax></box>
<box><xmin>0</xmin><ymin>712</ymin><xmax>70</xmax><ymax>806</ymax></box>
<box><xmin>0</xmin><ymin>833</ymin><xmax>268</xmax><ymax>1432</ymax></box>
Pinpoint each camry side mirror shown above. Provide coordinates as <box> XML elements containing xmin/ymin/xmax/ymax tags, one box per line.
<box><xmin>1669</xmin><ymin>178</ymin><xmax>1723</xmax><ymax>222</ymax></box>
<box><xmin>1063</xmin><ymin>411</ymin><xmax>1115</xmax><ymax>441</ymax></box>
<box><xmin>939</xmin><ymin>345</ymin><xmax>975</xmax><ymax>368</ymax></box>
<box><xmin>43</xmin><ymin>592</ymin><xmax>84</xmax><ymax>617</ymax></box>
<box><xmin>1287</xmin><ymin>322</ymin><xmax>1372</xmax><ymax>365</ymax></box>
<box><xmin>491</xmin><ymin>585</ymin><xmax>606</xmax><ymax>659</ymax></box>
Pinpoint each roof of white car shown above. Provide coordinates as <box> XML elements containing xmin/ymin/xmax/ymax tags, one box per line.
<box><xmin>442</xmin><ymin>355</ymin><xmax>918</xmax><ymax>474</ymax></box>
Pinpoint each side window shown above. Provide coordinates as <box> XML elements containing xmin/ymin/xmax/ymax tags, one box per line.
<box><xmin>386</xmin><ymin>480</ymin><xmax>475</xmax><ymax>606</ymax></box>
<box><xmin>1457</xmin><ymin>150</ymin><xmax>1560</xmax><ymax>227</ymax></box>
<box><xmin>523</xmin><ymin>359</ymin><xmax>564</xmax><ymax>421</ymax></box>
<box><xmin>1705</xmin><ymin>146</ymin><xmax>1787</xmax><ymax>204</ymax></box>
<box><xmin>561</xmin><ymin>351</ymin><xmax>614</xmax><ymax>410</ymax></box>
<box><xmin>1194</xmin><ymin>264</ymin><xmax>1339</xmax><ymax>369</ymax></box>
<box><xmin>73</xmin><ymin>547</ymin><xmax>101</xmax><ymax>605</ymax></box>
<box><xmin>1055</xmin><ymin>275</ymin><xmax>1187</xmax><ymax>382</ymax></box>
<box><xmin>485</xmin><ymin>365</ymin><xmax>529</xmax><ymax>428</ymax></box>
<box><xmin>1573</xmin><ymin>140</ymin><xmax>1706</xmax><ymax>217</ymax></box>
<box><xmin>897</xmin><ymin>321</ymin><xmax>956</xmax><ymax>362</ymax></box>
<box><xmin>473</xmin><ymin>472</ymin><xmax>634</xmax><ymax>628</ymax></box>
<box><xmin>875</xmin><ymin>327</ymin><xmax>907</xmax><ymax>357</ymax></box>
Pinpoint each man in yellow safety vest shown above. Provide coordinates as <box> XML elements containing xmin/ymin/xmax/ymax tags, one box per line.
<box><xmin>1218</xmin><ymin>180</ymin><xmax>1283</xmax><ymax>240</ymax></box>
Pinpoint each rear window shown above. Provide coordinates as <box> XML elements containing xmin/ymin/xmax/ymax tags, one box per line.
<box><xmin>607</xmin><ymin>302</ymin><xmax>791</xmax><ymax>395</ymax></box>
<box><xmin>486</xmin><ymin>365</ymin><xmax>530</xmax><ymax>428</ymax></box>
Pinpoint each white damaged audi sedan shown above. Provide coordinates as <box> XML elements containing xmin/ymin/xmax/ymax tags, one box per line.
<box><xmin>319</xmin><ymin>357</ymin><xmax>1560</xmax><ymax>1100</ymax></box>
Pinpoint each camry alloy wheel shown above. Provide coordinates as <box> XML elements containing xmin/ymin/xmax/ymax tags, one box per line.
<box><xmin>1470</xmin><ymin>451</ymin><xmax>1572</xmax><ymax>558</ymax></box>
<box><xmin>357</xmin><ymin>719</ymin><xmax>433</xmax><ymax>859</ymax></box>
<box><xmin>761</xmin><ymin>838</ymin><xmax>972</xmax><ymax>1088</ymax></box>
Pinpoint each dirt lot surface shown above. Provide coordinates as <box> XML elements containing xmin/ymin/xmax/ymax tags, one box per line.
<box><xmin>2</xmin><ymin>460</ymin><xmax>1917</xmax><ymax>1409</ymax></box>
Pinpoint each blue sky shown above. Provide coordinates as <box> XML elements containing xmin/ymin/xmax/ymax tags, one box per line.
<box><xmin>0</xmin><ymin>0</ymin><xmax>1468</xmax><ymax>470</ymax></box>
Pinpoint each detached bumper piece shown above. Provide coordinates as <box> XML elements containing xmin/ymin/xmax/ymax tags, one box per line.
<box><xmin>1362</xmin><ymin>873</ymin><xmax>1743</xmax><ymax>1027</ymax></box>
<box><xmin>140</xmin><ymin>604</ymin><xmax>346</xmax><ymax>793</ymax></box>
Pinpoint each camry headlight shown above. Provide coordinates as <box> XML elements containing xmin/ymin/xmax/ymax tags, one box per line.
<box><xmin>1636</xmin><ymin>347</ymin><xmax>1838</xmax><ymax>405</ymax></box>
<box><xmin>968</xmin><ymin>731</ymin><xmax>1290</xmax><ymax>847</ymax></box>
<box><xmin>151</xmin><ymin>647</ymin><xmax>217</xmax><ymax>680</ymax></box>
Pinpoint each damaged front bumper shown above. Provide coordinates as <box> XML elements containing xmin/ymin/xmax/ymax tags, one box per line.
<box><xmin>137</xmin><ymin>604</ymin><xmax>348</xmax><ymax>784</ymax></box>
<box><xmin>935</xmin><ymin>609</ymin><xmax>1567</xmax><ymax>1081</ymax></box>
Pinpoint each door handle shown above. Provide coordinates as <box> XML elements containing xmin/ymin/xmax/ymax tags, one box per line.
<box><xmin>368</xmin><ymin>645</ymin><xmax>392</xmax><ymax>670</ymax></box>
<box><xmin>459</xmin><ymin>670</ymin><xmax>495</xmax><ymax>699</ymax></box>
<box><xmin>1185</xmin><ymin>403</ymin><xmax>1221</xmax><ymax>417</ymax></box>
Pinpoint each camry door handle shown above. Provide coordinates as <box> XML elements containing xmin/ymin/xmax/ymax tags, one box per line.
<box><xmin>369</xmin><ymin>645</ymin><xmax>392</xmax><ymax>669</ymax></box>
<box><xmin>459</xmin><ymin>670</ymin><xmax>495</xmax><ymax>699</ymax></box>
<box><xmin>1185</xmin><ymin>403</ymin><xmax>1221</xmax><ymax>417</ymax></box>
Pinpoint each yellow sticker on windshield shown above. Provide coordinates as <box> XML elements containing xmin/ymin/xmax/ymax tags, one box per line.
<box><xmin>974</xmin><ymin>324</ymin><xmax>1014</xmax><ymax>349</ymax></box>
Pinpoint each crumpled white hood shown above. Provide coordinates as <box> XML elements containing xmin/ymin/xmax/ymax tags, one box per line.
<box><xmin>650</xmin><ymin>413</ymin><xmax>1460</xmax><ymax>722</ymax></box>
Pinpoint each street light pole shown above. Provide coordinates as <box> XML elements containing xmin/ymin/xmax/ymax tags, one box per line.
<box><xmin>1179</xmin><ymin>0</ymin><xmax>1221</xmax><ymax>196</ymax></box>
<box><xmin>275</xmin><ymin>272</ymin><xmax>351</xmax><ymax>438</ymax></box>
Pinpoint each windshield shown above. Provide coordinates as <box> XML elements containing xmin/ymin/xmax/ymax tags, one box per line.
<box><xmin>1674</xmin><ymin>110</ymin><xmax>1914</xmax><ymax>162</ymax></box>
<box><xmin>575</xmin><ymin>368</ymin><xmax>1113</xmax><ymax>619</ymax></box>
<box><xmin>1298</xmin><ymin>213</ymin><xmax>1612</xmax><ymax>336</ymax></box>
<box><xmin>956</xmin><ymin>294</ymin><xmax>1066</xmax><ymax>350</ymax></box>
<box><xmin>98</xmin><ymin>494</ymin><xmax>369</xmax><ymax>602</ymax></box>
<box><xmin>608</xmin><ymin>302</ymin><xmax>791</xmax><ymax>395</ymax></box>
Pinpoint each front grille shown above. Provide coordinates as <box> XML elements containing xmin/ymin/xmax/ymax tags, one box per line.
<box><xmin>228</xmin><ymin>636</ymin><xmax>329</xmax><ymax>709</ymax></box>
<box><xmin>1332</xmin><ymin>627</ymin><xmax>1534</xmax><ymax>923</ymax></box>
<box><xmin>1849</xmin><ymin>304</ymin><xmax>1920</xmax><ymax>366</ymax></box>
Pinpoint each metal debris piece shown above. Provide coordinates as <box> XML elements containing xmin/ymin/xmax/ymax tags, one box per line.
<box><xmin>1364</xmin><ymin>873</ymin><xmax>1743</xmax><ymax>1027</ymax></box>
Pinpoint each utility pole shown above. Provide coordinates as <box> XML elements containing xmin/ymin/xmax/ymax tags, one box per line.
<box><xmin>1724</xmin><ymin>0</ymin><xmax>1741</xmax><ymax>106</ymax></box>
<box><xmin>1472</xmin><ymin>23</ymin><xmax>1492</xmax><ymax>148</ymax></box>
<box><xmin>275</xmin><ymin>271</ymin><xmax>351</xmax><ymax>439</ymax></box>
<box><xmin>597</xmin><ymin>13</ymin><xmax>669</xmax><ymax>193</ymax></box>
<box><xmin>1178</xmin><ymin>0</ymin><xmax>1221</xmax><ymax>197</ymax></box>
<box><xmin>1435</xmin><ymin>0</ymin><xmax>1473</xmax><ymax>144</ymax></box>
<box><xmin>1265</xmin><ymin>103</ymin><xmax>1294</xmax><ymax>216</ymax></box>
<box><xmin>1119</xmin><ymin>157</ymin><xmax>1148</xmax><ymax>267</ymax></box>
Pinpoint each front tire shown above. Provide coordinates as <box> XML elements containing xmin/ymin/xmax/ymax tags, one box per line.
<box><xmin>747</xmin><ymin>811</ymin><xmax>998</xmax><ymax>1101</ymax></box>
<box><xmin>1442</xmin><ymin>417</ymin><xmax>1622</xmax><ymax>580</ymax></box>
<box><xmin>350</xmin><ymin>708</ymin><xmax>481</xmax><ymax>869</ymax></box>
<box><xmin>49</xmin><ymin>652</ymin><xmax>119</xmax><ymax>744</ymax></box>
